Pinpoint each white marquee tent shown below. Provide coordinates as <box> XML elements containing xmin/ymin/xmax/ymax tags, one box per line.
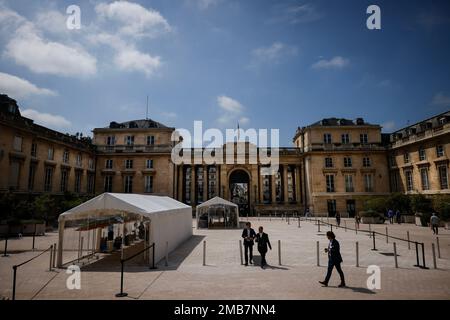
<box><xmin>196</xmin><ymin>196</ymin><xmax>239</xmax><ymax>229</ymax></box>
<box><xmin>57</xmin><ymin>193</ymin><xmax>192</xmax><ymax>267</ymax></box>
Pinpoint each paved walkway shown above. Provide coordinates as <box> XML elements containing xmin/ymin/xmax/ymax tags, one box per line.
<box><xmin>1</xmin><ymin>218</ymin><xmax>449</xmax><ymax>300</ymax></box>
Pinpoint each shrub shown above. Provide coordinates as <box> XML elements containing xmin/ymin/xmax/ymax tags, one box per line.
<box><xmin>386</xmin><ymin>193</ymin><xmax>411</xmax><ymax>213</ymax></box>
<box><xmin>410</xmin><ymin>194</ymin><xmax>432</xmax><ymax>214</ymax></box>
<box><xmin>360</xmin><ymin>210</ymin><xmax>381</xmax><ymax>218</ymax></box>
<box><xmin>363</xmin><ymin>197</ymin><xmax>387</xmax><ymax>213</ymax></box>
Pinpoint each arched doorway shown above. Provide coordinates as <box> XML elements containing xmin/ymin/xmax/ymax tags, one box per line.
<box><xmin>229</xmin><ymin>169</ymin><xmax>250</xmax><ymax>216</ymax></box>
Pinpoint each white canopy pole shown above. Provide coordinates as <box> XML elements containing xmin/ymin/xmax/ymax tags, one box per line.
<box><xmin>57</xmin><ymin>219</ymin><xmax>65</xmax><ymax>267</ymax></box>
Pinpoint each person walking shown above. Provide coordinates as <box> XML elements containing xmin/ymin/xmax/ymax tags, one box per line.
<box><xmin>319</xmin><ymin>231</ymin><xmax>346</xmax><ymax>288</ymax></box>
<box><xmin>396</xmin><ymin>210</ymin><xmax>401</xmax><ymax>224</ymax></box>
<box><xmin>241</xmin><ymin>222</ymin><xmax>256</xmax><ymax>266</ymax></box>
<box><xmin>354</xmin><ymin>213</ymin><xmax>361</xmax><ymax>230</ymax></box>
<box><xmin>335</xmin><ymin>211</ymin><xmax>341</xmax><ymax>227</ymax></box>
<box><xmin>387</xmin><ymin>209</ymin><xmax>394</xmax><ymax>224</ymax></box>
<box><xmin>430</xmin><ymin>213</ymin><xmax>440</xmax><ymax>235</ymax></box>
<box><xmin>255</xmin><ymin>226</ymin><xmax>272</xmax><ymax>269</ymax></box>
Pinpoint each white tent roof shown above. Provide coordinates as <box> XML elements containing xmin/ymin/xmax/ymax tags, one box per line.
<box><xmin>59</xmin><ymin>193</ymin><xmax>191</xmax><ymax>222</ymax></box>
<box><xmin>196</xmin><ymin>196</ymin><xmax>238</xmax><ymax>209</ymax></box>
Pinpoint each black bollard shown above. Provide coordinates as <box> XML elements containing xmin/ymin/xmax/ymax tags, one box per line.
<box><xmin>371</xmin><ymin>232</ymin><xmax>377</xmax><ymax>251</ymax></box>
<box><xmin>414</xmin><ymin>242</ymin><xmax>420</xmax><ymax>268</ymax></box>
<box><xmin>421</xmin><ymin>243</ymin><xmax>428</xmax><ymax>269</ymax></box>
<box><xmin>115</xmin><ymin>260</ymin><xmax>128</xmax><ymax>297</ymax></box>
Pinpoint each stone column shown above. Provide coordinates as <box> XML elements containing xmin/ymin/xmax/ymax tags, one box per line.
<box><xmin>283</xmin><ymin>165</ymin><xmax>289</xmax><ymax>204</ymax></box>
<box><xmin>295</xmin><ymin>165</ymin><xmax>302</xmax><ymax>204</ymax></box>
<box><xmin>271</xmin><ymin>173</ymin><xmax>277</xmax><ymax>204</ymax></box>
<box><xmin>258</xmin><ymin>166</ymin><xmax>264</xmax><ymax>204</ymax></box>
<box><xmin>203</xmin><ymin>165</ymin><xmax>208</xmax><ymax>201</ymax></box>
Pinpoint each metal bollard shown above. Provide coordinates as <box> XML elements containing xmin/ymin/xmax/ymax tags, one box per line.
<box><xmin>203</xmin><ymin>241</ymin><xmax>206</xmax><ymax>266</ymax></box>
<box><xmin>421</xmin><ymin>243</ymin><xmax>427</xmax><ymax>269</ymax></box>
<box><xmin>318</xmin><ymin>221</ymin><xmax>321</xmax><ymax>233</ymax></box>
<box><xmin>49</xmin><ymin>245</ymin><xmax>53</xmax><ymax>271</ymax></box>
<box><xmin>356</xmin><ymin>241</ymin><xmax>359</xmax><ymax>267</ymax></box>
<box><xmin>316</xmin><ymin>241</ymin><xmax>320</xmax><ymax>267</ymax></box>
<box><xmin>386</xmin><ymin>227</ymin><xmax>389</xmax><ymax>244</ymax></box>
<box><xmin>372</xmin><ymin>232</ymin><xmax>377</xmax><ymax>251</ymax></box>
<box><xmin>288</xmin><ymin>216</ymin><xmax>290</xmax><ymax>225</ymax></box>
<box><xmin>432</xmin><ymin>243</ymin><xmax>437</xmax><ymax>269</ymax></box>
<box><xmin>369</xmin><ymin>224</ymin><xmax>372</xmax><ymax>238</ymax></box>
<box><xmin>278</xmin><ymin>240</ymin><xmax>281</xmax><ymax>266</ymax></box>
<box><xmin>344</xmin><ymin>220</ymin><xmax>347</xmax><ymax>232</ymax></box>
<box><xmin>165</xmin><ymin>241</ymin><xmax>169</xmax><ymax>267</ymax></box>
<box><xmin>414</xmin><ymin>242</ymin><xmax>420</xmax><ymax>267</ymax></box>
<box><xmin>436</xmin><ymin>237</ymin><xmax>441</xmax><ymax>259</ymax></box>
<box><xmin>355</xmin><ymin>222</ymin><xmax>357</xmax><ymax>234</ymax></box>
<box><xmin>53</xmin><ymin>243</ymin><xmax>57</xmax><ymax>268</ymax></box>
<box><xmin>298</xmin><ymin>217</ymin><xmax>301</xmax><ymax>228</ymax></box>
<box><xmin>407</xmin><ymin>231</ymin><xmax>410</xmax><ymax>250</ymax></box>
<box><xmin>393</xmin><ymin>242</ymin><xmax>398</xmax><ymax>268</ymax></box>
<box><xmin>239</xmin><ymin>240</ymin><xmax>243</xmax><ymax>265</ymax></box>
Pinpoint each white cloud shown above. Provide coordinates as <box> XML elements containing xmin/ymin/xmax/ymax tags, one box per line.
<box><xmin>114</xmin><ymin>47</ymin><xmax>161</xmax><ymax>76</ymax></box>
<box><xmin>239</xmin><ymin>117</ymin><xmax>250</xmax><ymax>125</ymax></box>
<box><xmin>431</xmin><ymin>92</ymin><xmax>450</xmax><ymax>107</ymax></box>
<box><xmin>0</xmin><ymin>72</ymin><xmax>57</xmax><ymax>99</ymax></box>
<box><xmin>311</xmin><ymin>56</ymin><xmax>349</xmax><ymax>70</ymax></box>
<box><xmin>268</xmin><ymin>3</ymin><xmax>322</xmax><ymax>25</ymax></box>
<box><xmin>5</xmin><ymin>23</ymin><xmax>97</xmax><ymax>77</ymax></box>
<box><xmin>250</xmin><ymin>42</ymin><xmax>297</xmax><ymax>67</ymax></box>
<box><xmin>218</xmin><ymin>95</ymin><xmax>244</xmax><ymax>113</ymax></box>
<box><xmin>382</xmin><ymin>121</ymin><xmax>396</xmax><ymax>131</ymax></box>
<box><xmin>34</xmin><ymin>10</ymin><xmax>69</xmax><ymax>36</ymax></box>
<box><xmin>21</xmin><ymin>109</ymin><xmax>71</xmax><ymax>129</ymax></box>
<box><xmin>95</xmin><ymin>1</ymin><xmax>171</xmax><ymax>38</ymax></box>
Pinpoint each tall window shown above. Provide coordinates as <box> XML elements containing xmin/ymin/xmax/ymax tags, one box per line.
<box><xmin>287</xmin><ymin>166</ymin><xmax>295</xmax><ymax>202</ymax></box>
<box><xmin>76</xmin><ymin>154</ymin><xmax>82</xmax><ymax>167</ymax></box>
<box><xmin>208</xmin><ymin>166</ymin><xmax>218</xmax><ymax>199</ymax></box>
<box><xmin>184</xmin><ymin>167</ymin><xmax>192</xmax><ymax>204</ymax></box>
<box><xmin>63</xmin><ymin>150</ymin><xmax>70</xmax><ymax>164</ymax></box>
<box><xmin>106</xmin><ymin>136</ymin><xmax>116</xmax><ymax>145</ymax></box>
<box><xmin>124</xmin><ymin>175</ymin><xmax>133</xmax><ymax>193</ymax></box>
<box><xmin>48</xmin><ymin>147</ymin><xmax>54</xmax><ymax>160</ymax></box>
<box><xmin>439</xmin><ymin>166</ymin><xmax>448</xmax><ymax>189</ymax></box>
<box><xmin>325</xmin><ymin>157</ymin><xmax>333</xmax><ymax>168</ymax></box>
<box><xmin>389</xmin><ymin>155</ymin><xmax>396</xmax><ymax>167</ymax></box>
<box><xmin>323</xmin><ymin>133</ymin><xmax>332</xmax><ymax>144</ymax></box>
<box><xmin>145</xmin><ymin>176</ymin><xmax>153</xmax><ymax>193</ymax></box>
<box><xmin>146</xmin><ymin>159</ymin><xmax>154</xmax><ymax>169</ymax></box>
<box><xmin>87</xmin><ymin>174</ymin><xmax>95</xmax><ymax>193</ymax></box>
<box><xmin>345</xmin><ymin>175</ymin><xmax>354</xmax><ymax>192</ymax></box>
<box><xmin>147</xmin><ymin>135</ymin><xmax>155</xmax><ymax>146</ymax></box>
<box><xmin>344</xmin><ymin>157</ymin><xmax>352</xmax><ymax>168</ymax></box>
<box><xmin>275</xmin><ymin>170</ymin><xmax>283</xmax><ymax>202</ymax></box>
<box><xmin>8</xmin><ymin>161</ymin><xmax>20</xmax><ymax>189</ymax></box>
<box><xmin>360</xmin><ymin>133</ymin><xmax>368</xmax><ymax>144</ymax></box>
<box><xmin>106</xmin><ymin>159</ymin><xmax>113</xmax><ymax>169</ymax></box>
<box><xmin>403</xmin><ymin>152</ymin><xmax>410</xmax><ymax>164</ymax></box>
<box><xmin>125</xmin><ymin>159</ymin><xmax>133</xmax><ymax>169</ymax></box>
<box><xmin>28</xmin><ymin>164</ymin><xmax>36</xmax><ymax>191</ymax></box>
<box><xmin>60</xmin><ymin>169</ymin><xmax>69</xmax><ymax>192</ymax></box>
<box><xmin>74</xmin><ymin>171</ymin><xmax>82</xmax><ymax>193</ymax></box>
<box><xmin>262</xmin><ymin>174</ymin><xmax>271</xmax><ymax>204</ymax></box>
<box><xmin>364</xmin><ymin>174</ymin><xmax>374</xmax><ymax>192</ymax></box>
<box><xmin>196</xmin><ymin>167</ymin><xmax>204</xmax><ymax>204</ymax></box>
<box><xmin>13</xmin><ymin>136</ymin><xmax>22</xmax><ymax>151</ymax></box>
<box><xmin>363</xmin><ymin>157</ymin><xmax>371</xmax><ymax>167</ymax></box>
<box><xmin>391</xmin><ymin>171</ymin><xmax>400</xmax><ymax>192</ymax></box>
<box><xmin>31</xmin><ymin>143</ymin><xmax>37</xmax><ymax>157</ymax></box>
<box><xmin>405</xmin><ymin>170</ymin><xmax>414</xmax><ymax>191</ymax></box>
<box><xmin>418</xmin><ymin>148</ymin><xmax>426</xmax><ymax>161</ymax></box>
<box><xmin>44</xmin><ymin>167</ymin><xmax>53</xmax><ymax>192</ymax></box>
<box><xmin>341</xmin><ymin>133</ymin><xmax>350</xmax><ymax>144</ymax></box>
<box><xmin>420</xmin><ymin>168</ymin><xmax>429</xmax><ymax>191</ymax></box>
<box><xmin>88</xmin><ymin>158</ymin><xmax>95</xmax><ymax>170</ymax></box>
<box><xmin>104</xmin><ymin>175</ymin><xmax>113</xmax><ymax>192</ymax></box>
<box><xmin>326</xmin><ymin>174</ymin><xmax>335</xmax><ymax>193</ymax></box>
<box><xmin>125</xmin><ymin>136</ymin><xmax>135</xmax><ymax>146</ymax></box>
<box><xmin>436</xmin><ymin>145</ymin><xmax>445</xmax><ymax>158</ymax></box>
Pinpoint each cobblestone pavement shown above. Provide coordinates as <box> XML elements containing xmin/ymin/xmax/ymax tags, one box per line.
<box><xmin>1</xmin><ymin>218</ymin><xmax>449</xmax><ymax>300</ymax></box>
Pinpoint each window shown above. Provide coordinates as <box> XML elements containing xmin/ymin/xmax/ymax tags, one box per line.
<box><xmin>74</xmin><ymin>171</ymin><xmax>82</xmax><ymax>193</ymax></box>
<box><xmin>208</xmin><ymin>166</ymin><xmax>218</xmax><ymax>199</ymax></box>
<box><xmin>405</xmin><ymin>170</ymin><xmax>414</xmax><ymax>191</ymax></box>
<box><xmin>125</xmin><ymin>159</ymin><xmax>133</xmax><ymax>169</ymax></box>
<box><xmin>345</xmin><ymin>174</ymin><xmax>354</xmax><ymax>192</ymax></box>
<box><xmin>420</xmin><ymin>168</ymin><xmax>429</xmax><ymax>191</ymax></box>
<box><xmin>439</xmin><ymin>166</ymin><xmax>448</xmax><ymax>189</ymax></box>
<box><xmin>147</xmin><ymin>135</ymin><xmax>155</xmax><ymax>146</ymax></box>
<box><xmin>87</xmin><ymin>174</ymin><xmax>95</xmax><ymax>193</ymax></box>
<box><xmin>125</xmin><ymin>136</ymin><xmax>135</xmax><ymax>146</ymax></box>
<box><xmin>76</xmin><ymin>154</ymin><xmax>82</xmax><ymax>167</ymax></box>
<box><xmin>341</xmin><ymin>133</ymin><xmax>350</xmax><ymax>144</ymax></box>
<box><xmin>323</xmin><ymin>133</ymin><xmax>332</xmax><ymax>144</ymax></box>
<box><xmin>275</xmin><ymin>170</ymin><xmax>283</xmax><ymax>202</ymax></box>
<box><xmin>88</xmin><ymin>158</ymin><xmax>95</xmax><ymax>170</ymax></box>
<box><xmin>363</xmin><ymin>157</ymin><xmax>371</xmax><ymax>167</ymax></box>
<box><xmin>344</xmin><ymin>157</ymin><xmax>352</xmax><ymax>168</ymax></box>
<box><xmin>391</xmin><ymin>171</ymin><xmax>400</xmax><ymax>192</ymax></box>
<box><xmin>184</xmin><ymin>167</ymin><xmax>192</xmax><ymax>204</ymax></box>
<box><xmin>104</xmin><ymin>175</ymin><xmax>113</xmax><ymax>193</ymax></box>
<box><xmin>146</xmin><ymin>159</ymin><xmax>154</xmax><ymax>169</ymax></box>
<box><xmin>262</xmin><ymin>174</ymin><xmax>271</xmax><ymax>204</ymax></box>
<box><xmin>63</xmin><ymin>150</ymin><xmax>70</xmax><ymax>164</ymax></box>
<box><xmin>105</xmin><ymin>159</ymin><xmax>113</xmax><ymax>169</ymax></box>
<box><xmin>326</xmin><ymin>174</ymin><xmax>335</xmax><ymax>193</ymax></box>
<box><xmin>60</xmin><ymin>169</ymin><xmax>69</xmax><ymax>192</ymax></box>
<box><xmin>196</xmin><ymin>167</ymin><xmax>204</xmax><ymax>203</ymax></box>
<box><xmin>28</xmin><ymin>164</ymin><xmax>36</xmax><ymax>191</ymax></box>
<box><xmin>364</xmin><ymin>174</ymin><xmax>374</xmax><ymax>192</ymax></box>
<box><xmin>9</xmin><ymin>161</ymin><xmax>20</xmax><ymax>189</ymax></box>
<box><xmin>360</xmin><ymin>133</ymin><xmax>368</xmax><ymax>144</ymax></box>
<box><xmin>13</xmin><ymin>136</ymin><xmax>22</xmax><ymax>151</ymax></box>
<box><xmin>325</xmin><ymin>157</ymin><xmax>333</xmax><ymax>168</ymax></box>
<box><xmin>44</xmin><ymin>167</ymin><xmax>53</xmax><ymax>192</ymax></box>
<box><xmin>287</xmin><ymin>166</ymin><xmax>295</xmax><ymax>202</ymax></box>
<box><xmin>124</xmin><ymin>175</ymin><xmax>133</xmax><ymax>193</ymax></box>
<box><xmin>389</xmin><ymin>155</ymin><xmax>396</xmax><ymax>167</ymax></box>
<box><xmin>48</xmin><ymin>148</ymin><xmax>54</xmax><ymax>160</ymax></box>
<box><xmin>31</xmin><ymin>143</ymin><xmax>37</xmax><ymax>157</ymax></box>
<box><xmin>403</xmin><ymin>152</ymin><xmax>410</xmax><ymax>164</ymax></box>
<box><xmin>106</xmin><ymin>136</ymin><xmax>116</xmax><ymax>146</ymax></box>
<box><xmin>418</xmin><ymin>148</ymin><xmax>426</xmax><ymax>161</ymax></box>
<box><xmin>436</xmin><ymin>145</ymin><xmax>445</xmax><ymax>158</ymax></box>
<box><xmin>145</xmin><ymin>176</ymin><xmax>153</xmax><ymax>193</ymax></box>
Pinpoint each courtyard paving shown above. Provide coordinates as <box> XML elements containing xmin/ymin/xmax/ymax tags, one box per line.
<box><xmin>0</xmin><ymin>218</ymin><xmax>449</xmax><ymax>300</ymax></box>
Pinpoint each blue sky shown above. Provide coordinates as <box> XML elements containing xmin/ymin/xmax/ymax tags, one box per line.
<box><xmin>0</xmin><ymin>0</ymin><xmax>449</xmax><ymax>146</ymax></box>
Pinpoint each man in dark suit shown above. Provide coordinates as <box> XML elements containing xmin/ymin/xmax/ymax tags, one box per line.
<box><xmin>255</xmin><ymin>226</ymin><xmax>272</xmax><ymax>269</ymax></box>
<box><xmin>241</xmin><ymin>222</ymin><xmax>256</xmax><ymax>266</ymax></box>
<box><xmin>319</xmin><ymin>231</ymin><xmax>346</xmax><ymax>287</ymax></box>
